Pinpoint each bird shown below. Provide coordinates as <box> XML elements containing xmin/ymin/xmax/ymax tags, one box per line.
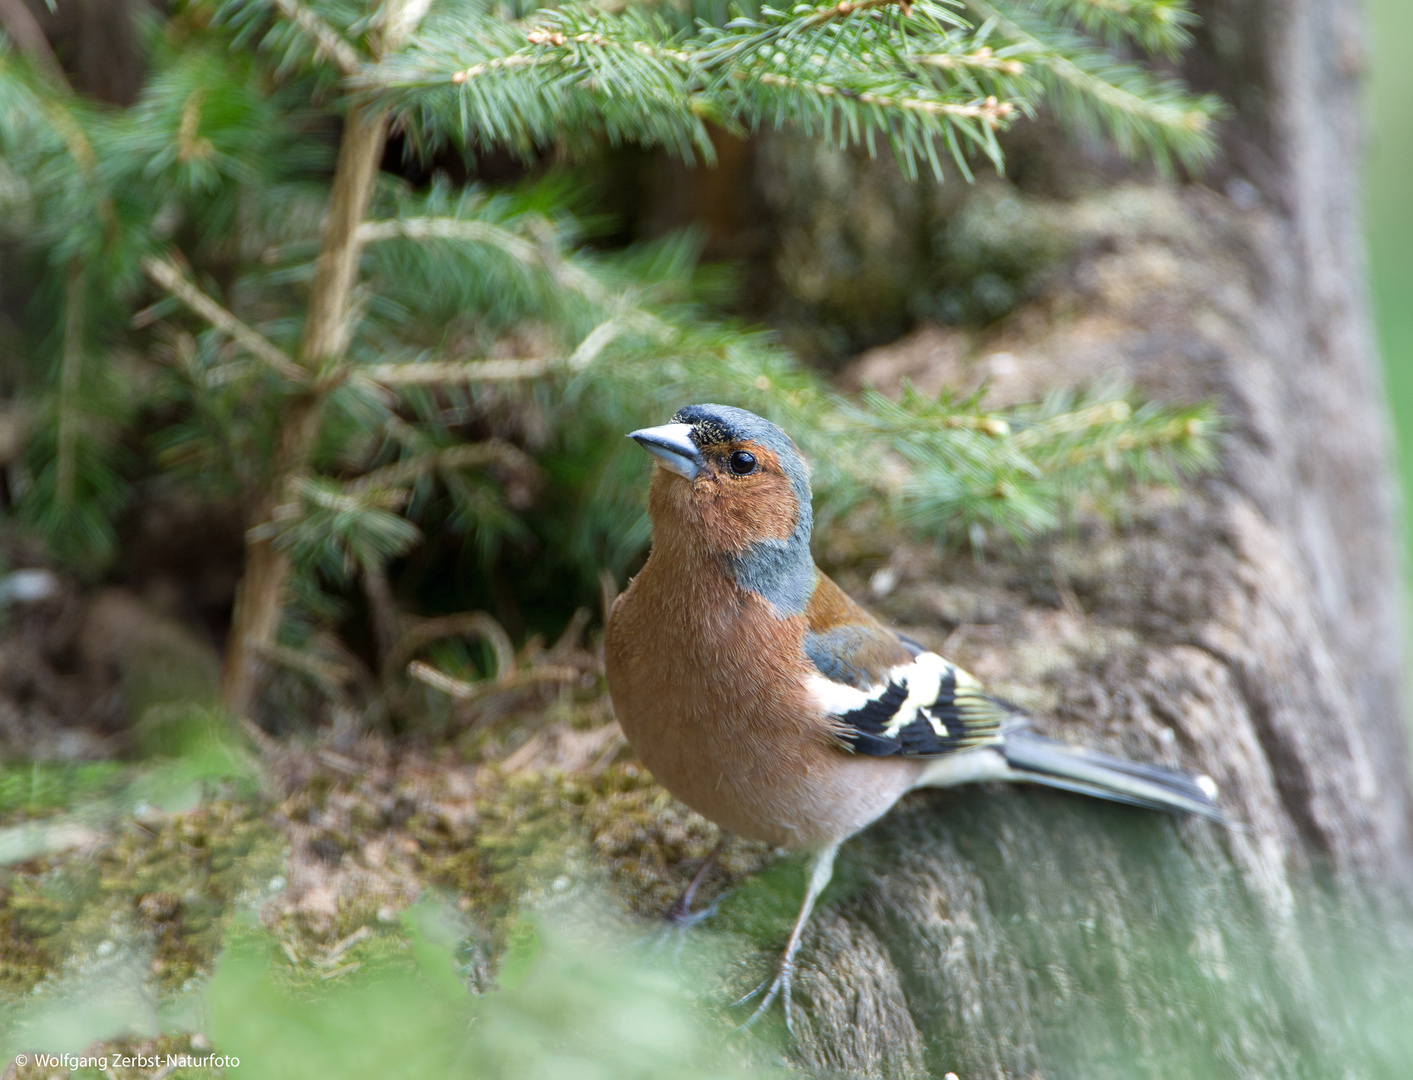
<box><xmin>603</xmin><ymin>402</ymin><xmax>1222</xmax><ymax>1030</ymax></box>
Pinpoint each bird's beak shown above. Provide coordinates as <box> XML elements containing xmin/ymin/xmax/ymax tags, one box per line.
<box><xmin>628</xmin><ymin>423</ymin><xmax>704</xmax><ymax>480</ymax></box>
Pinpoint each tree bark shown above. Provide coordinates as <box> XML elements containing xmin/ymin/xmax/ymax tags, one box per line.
<box><xmin>725</xmin><ymin>0</ymin><xmax>1413</xmax><ymax>1073</ymax></box>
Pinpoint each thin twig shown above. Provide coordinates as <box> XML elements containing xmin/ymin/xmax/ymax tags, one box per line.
<box><xmin>599</xmin><ymin>568</ymin><xmax>620</xmax><ymax>626</ymax></box>
<box><xmin>548</xmin><ymin>607</ymin><xmax>593</xmax><ymax>658</ymax></box>
<box><xmin>56</xmin><ymin>257</ymin><xmax>83</xmax><ymax>504</ymax></box>
<box><xmin>753</xmin><ymin>70</ymin><xmax>1016</xmax><ymax>124</ymax></box>
<box><xmin>567</xmin><ymin>317</ymin><xmax>626</xmax><ymax>371</ymax></box>
<box><xmin>360</xmin><ymin>317</ymin><xmax>626</xmax><ymax>385</ymax></box>
<box><xmin>321</xmin><ymin>925</ymin><xmax>372</xmax><ymax>965</ymax></box>
<box><xmin>347</xmin><ymin>440</ymin><xmax>534</xmax><ymax>494</ymax></box>
<box><xmin>270</xmin><ymin>0</ymin><xmax>364</xmax><ymax>76</ymax></box>
<box><xmin>360</xmin><ymin>357</ymin><xmax>557</xmax><ymax>384</ymax></box>
<box><xmin>0</xmin><ymin>0</ymin><xmax>69</xmax><ymax>89</ymax></box>
<box><xmin>910</xmin><ymin>46</ymin><xmax>1026</xmax><ymax>75</ymax></box>
<box><xmin>387</xmin><ymin>611</ymin><xmax>516</xmax><ymax>683</ymax></box>
<box><xmin>408</xmin><ymin>660</ymin><xmax>580</xmax><ymax>701</ymax></box>
<box><xmin>251</xmin><ymin>640</ymin><xmax>355</xmax><ymax>701</ymax></box>
<box><xmin>142</xmin><ymin>256</ymin><xmax>308</xmax><ymax>383</ymax></box>
<box><xmin>357</xmin><ymin>216</ymin><xmax>611</xmax><ymax>306</ymax></box>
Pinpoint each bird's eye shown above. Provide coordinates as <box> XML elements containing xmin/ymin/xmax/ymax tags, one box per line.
<box><xmin>727</xmin><ymin>450</ymin><xmax>757</xmax><ymax>476</ymax></box>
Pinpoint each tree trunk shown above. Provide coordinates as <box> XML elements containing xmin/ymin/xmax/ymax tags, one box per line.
<box><xmin>726</xmin><ymin>0</ymin><xmax>1413</xmax><ymax>1074</ymax></box>
<box><xmin>218</xmin><ymin>101</ymin><xmax>390</xmax><ymax>717</ymax></box>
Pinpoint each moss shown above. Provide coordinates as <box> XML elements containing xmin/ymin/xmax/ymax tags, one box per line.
<box><xmin>581</xmin><ymin>763</ymin><xmax>729</xmax><ymax>913</ymax></box>
<box><xmin>0</xmin><ymin>887</ymin><xmax>54</xmax><ymax>994</ymax></box>
<box><xmin>2</xmin><ymin>703</ymin><xmax>773</xmax><ymax>1006</ymax></box>
<box><xmin>440</xmin><ymin>760</ymin><xmax>773</xmax><ymax>925</ymax></box>
<box><xmin>1</xmin><ymin>800</ymin><xmax>283</xmax><ymax>995</ymax></box>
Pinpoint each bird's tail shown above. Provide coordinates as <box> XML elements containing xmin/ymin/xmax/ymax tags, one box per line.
<box><xmin>998</xmin><ymin>723</ymin><xmax>1224</xmax><ymax>822</ymax></box>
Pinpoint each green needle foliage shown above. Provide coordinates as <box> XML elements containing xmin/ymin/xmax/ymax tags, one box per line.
<box><xmin>0</xmin><ymin>0</ymin><xmax>1220</xmax><ymax>716</ymax></box>
<box><xmin>374</xmin><ymin>0</ymin><xmax>1222</xmax><ymax>179</ymax></box>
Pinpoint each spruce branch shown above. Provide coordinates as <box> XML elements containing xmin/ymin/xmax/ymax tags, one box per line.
<box><xmin>964</xmin><ymin>0</ymin><xmax>1221</xmax><ymax>167</ymax></box>
<box><xmin>569</xmin><ymin>318</ymin><xmax>633</xmax><ymax>370</ymax></box>
<box><xmin>268</xmin><ymin>0</ymin><xmax>365</xmax><ymax>75</ymax></box>
<box><xmin>251</xmin><ymin>473</ymin><xmax>423</xmax><ymax>580</ymax></box>
<box><xmin>4</xmin><ymin>0</ymin><xmax>1227</xmax><ymax>717</ymax></box>
<box><xmin>361</xmin><ymin>357</ymin><xmax>557</xmax><ymax>384</ymax></box>
<box><xmin>370</xmin><ymin>0</ymin><xmax>1214</xmax><ymax>175</ymax></box>
<box><xmin>1029</xmin><ymin>0</ymin><xmax>1196</xmax><ymax>58</ymax></box>
<box><xmin>359</xmin><ymin>213</ymin><xmax>674</xmax><ymax>346</ymax></box>
<box><xmin>358</xmin><ymin>216</ymin><xmax>611</xmax><ymax>307</ymax></box>
<box><xmin>832</xmin><ymin>383</ymin><xmax>1219</xmax><ymax>544</ymax></box>
<box><xmin>368</xmin><ymin>6</ymin><xmax>713</xmax><ymax>162</ymax></box>
<box><xmin>358</xmin><ymin>319</ymin><xmax>627</xmax><ymax>385</ymax></box>
<box><xmin>142</xmin><ymin>256</ymin><xmax>308</xmax><ymax>383</ymax></box>
<box><xmin>346</xmin><ymin>440</ymin><xmax>534</xmax><ymax>494</ymax></box>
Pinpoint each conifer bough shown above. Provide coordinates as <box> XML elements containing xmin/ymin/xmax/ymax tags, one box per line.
<box><xmin>0</xmin><ymin>0</ymin><xmax>1222</xmax><ymax>719</ymax></box>
<box><xmin>369</xmin><ymin>0</ymin><xmax>1221</xmax><ymax>179</ymax></box>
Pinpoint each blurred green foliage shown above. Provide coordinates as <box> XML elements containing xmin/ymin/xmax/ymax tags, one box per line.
<box><xmin>0</xmin><ymin>763</ymin><xmax>124</xmax><ymax>820</ymax></box>
<box><xmin>207</xmin><ymin>906</ymin><xmax>769</xmax><ymax>1080</ymax></box>
<box><xmin>6</xmin><ymin>786</ymin><xmax>1413</xmax><ymax>1079</ymax></box>
<box><xmin>1371</xmin><ymin>0</ymin><xmax>1413</xmax><ymax>550</ymax></box>
<box><xmin>0</xmin><ymin>0</ymin><xmax>1221</xmax><ymax>699</ymax></box>
<box><xmin>2</xmin><ymin>0</ymin><xmax>1409</xmax><ymax>1076</ymax></box>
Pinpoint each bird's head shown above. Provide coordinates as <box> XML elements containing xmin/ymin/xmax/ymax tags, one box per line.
<box><xmin>628</xmin><ymin>404</ymin><xmax>816</xmax><ymax>615</ymax></box>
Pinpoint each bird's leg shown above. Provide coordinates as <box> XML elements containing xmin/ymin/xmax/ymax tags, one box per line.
<box><xmin>737</xmin><ymin>842</ymin><xmax>839</xmax><ymax>1035</ymax></box>
<box><xmin>665</xmin><ymin>835</ymin><xmax>728</xmax><ymax>926</ymax></box>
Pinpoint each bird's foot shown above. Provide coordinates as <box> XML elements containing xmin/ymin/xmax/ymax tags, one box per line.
<box><xmin>664</xmin><ymin>891</ymin><xmax>723</xmax><ymax>929</ymax></box>
<box><xmin>642</xmin><ymin>895</ymin><xmax>724</xmax><ymax>965</ymax></box>
<box><xmin>733</xmin><ymin>959</ymin><xmax>797</xmax><ymax>1035</ymax></box>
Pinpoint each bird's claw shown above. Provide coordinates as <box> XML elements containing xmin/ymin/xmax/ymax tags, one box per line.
<box><xmin>664</xmin><ymin>892</ymin><xmax>724</xmax><ymax>929</ymax></box>
<box><xmin>734</xmin><ymin>964</ymin><xmax>796</xmax><ymax>1035</ymax></box>
<box><xmin>641</xmin><ymin>894</ymin><xmax>724</xmax><ymax>966</ymax></box>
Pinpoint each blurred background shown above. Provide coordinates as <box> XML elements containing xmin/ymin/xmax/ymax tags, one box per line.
<box><xmin>0</xmin><ymin>0</ymin><xmax>1411</xmax><ymax>1077</ymax></box>
<box><xmin>1372</xmin><ymin>0</ymin><xmax>1413</xmax><ymax>545</ymax></box>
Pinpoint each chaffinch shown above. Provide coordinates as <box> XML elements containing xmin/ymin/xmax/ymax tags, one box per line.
<box><xmin>604</xmin><ymin>403</ymin><xmax>1221</xmax><ymax>1029</ymax></box>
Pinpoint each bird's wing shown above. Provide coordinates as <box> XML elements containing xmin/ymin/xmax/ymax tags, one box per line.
<box><xmin>802</xmin><ymin>573</ymin><xmax>1009</xmax><ymax>757</ymax></box>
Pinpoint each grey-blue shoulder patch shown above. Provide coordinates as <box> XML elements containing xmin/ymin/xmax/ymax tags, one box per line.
<box><xmin>727</xmin><ymin>539</ymin><xmax>816</xmax><ymax>618</ymax></box>
<box><xmin>804</xmin><ymin>627</ymin><xmax>883</xmax><ymax>690</ymax></box>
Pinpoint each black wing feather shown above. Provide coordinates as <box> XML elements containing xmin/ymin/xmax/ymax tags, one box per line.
<box><xmin>831</xmin><ymin>647</ymin><xmax>1011</xmax><ymax>758</ymax></box>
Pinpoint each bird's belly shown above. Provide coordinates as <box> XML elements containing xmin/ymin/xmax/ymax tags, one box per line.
<box><xmin>608</xmin><ymin>654</ymin><xmax>920</xmax><ymax>850</ymax></box>
<box><xmin>605</xmin><ymin>562</ymin><xmax>922</xmax><ymax>849</ymax></box>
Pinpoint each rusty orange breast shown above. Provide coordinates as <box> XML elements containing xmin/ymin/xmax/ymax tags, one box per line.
<box><xmin>604</xmin><ymin>535</ymin><xmax>919</xmax><ymax>850</ymax></box>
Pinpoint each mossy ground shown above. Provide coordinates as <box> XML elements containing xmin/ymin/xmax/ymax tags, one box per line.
<box><xmin>0</xmin><ymin>670</ymin><xmax>781</xmax><ymax>1073</ymax></box>
<box><xmin>0</xmin><ymin>503</ymin><xmax>1161</xmax><ymax>1069</ymax></box>
<box><xmin>0</xmin><ymin>800</ymin><xmax>283</xmax><ymax>998</ymax></box>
